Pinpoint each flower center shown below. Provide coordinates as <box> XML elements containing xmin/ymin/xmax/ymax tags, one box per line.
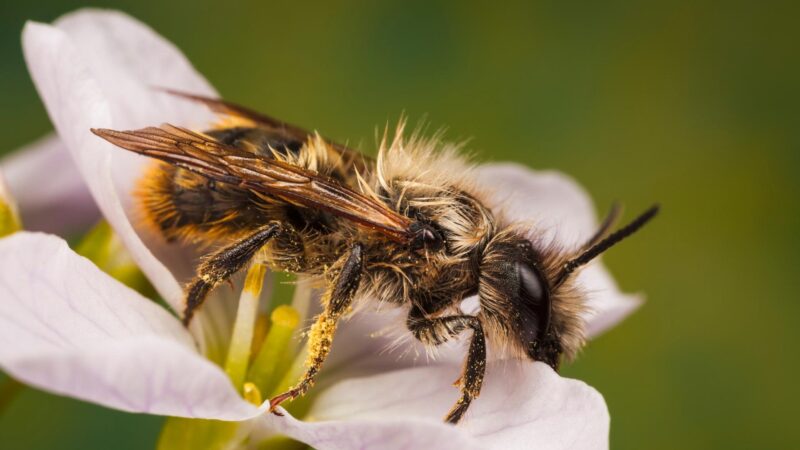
<box><xmin>222</xmin><ymin>267</ymin><xmax>313</xmax><ymax>413</ymax></box>
<box><xmin>74</xmin><ymin>221</ymin><xmax>314</xmax><ymax>449</ymax></box>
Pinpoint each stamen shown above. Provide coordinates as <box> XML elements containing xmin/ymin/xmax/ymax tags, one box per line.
<box><xmin>247</xmin><ymin>305</ymin><xmax>300</xmax><ymax>395</ymax></box>
<box><xmin>288</xmin><ymin>276</ymin><xmax>313</xmax><ymax>329</ymax></box>
<box><xmin>224</xmin><ymin>262</ymin><xmax>267</xmax><ymax>392</ymax></box>
<box><xmin>249</xmin><ymin>313</ymin><xmax>271</xmax><ymax>358</ymax></box>
<box><xmin>242</xmin><ymin>382</ymin><xmax>263</xmax><ymax>406</ymax></box>
<box><xmin>0</xmin><ymin>176</ymin><xmax>21</xmax><ymax>237</ymax></box>
<box><xmin>270</xmin><ymin>344</ymin><xmax>310</xmax><ymax>400</ymax></box>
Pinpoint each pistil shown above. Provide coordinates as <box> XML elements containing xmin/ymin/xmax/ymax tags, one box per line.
<box><xmin>247</xmin><ymin>305</ymin><xmax>300</xmax><ymax>396</ymax></box>
<box><xmin>224</xmin><ymin>262</ymin><xmax>267</xmax><ymax>392</ymax></box>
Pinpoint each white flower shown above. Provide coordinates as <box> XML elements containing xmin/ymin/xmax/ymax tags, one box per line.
<box><xmin>1</xmin><ymin>134</ymin><xmax>98</xmax><ymax>236</ymax></box>
<box><xmin>0</xmin><ymin>8</ymin><xmax>641</xmax><ymax>449</ymax></box>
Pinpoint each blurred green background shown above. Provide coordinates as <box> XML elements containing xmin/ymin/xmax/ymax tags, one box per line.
<box><xmin>1</xmin><ymin>1</ymin><xmax>798</xmax><ymax>449</ymax></box>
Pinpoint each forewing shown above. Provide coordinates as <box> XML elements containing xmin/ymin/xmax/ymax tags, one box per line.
<box><xmin>162</xmin><ymin>89</ymin><xmax>370</xmax><ymax>166</ymax></box>
<box><xmin>91</xmin><ymin>125</ymin><xmax>411</xmax><ymax>241</ymax></box>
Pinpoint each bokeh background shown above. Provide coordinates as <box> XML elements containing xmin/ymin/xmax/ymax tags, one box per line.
<box><xmin>1</xmin><ymin>1</ymin><xmax>798</xmax><ymax>449</ymax></box>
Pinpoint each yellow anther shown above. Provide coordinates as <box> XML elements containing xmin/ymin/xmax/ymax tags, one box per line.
<box><xmin>242</xmin><ymin>382</ymin><xmax>263</xmax><ymax>406</ymax></box>
<box><xmin>271</xmin><ymin>305</ymin><xmax>300</xmax><ymax>328</ymax></box>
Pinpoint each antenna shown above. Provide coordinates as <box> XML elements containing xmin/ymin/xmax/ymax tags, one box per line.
<box><xmin>555</xmin><ymin>204</ymin><xmax>660</xmax><ymax>287</ymax></box>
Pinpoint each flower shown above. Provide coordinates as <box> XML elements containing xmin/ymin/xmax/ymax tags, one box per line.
<box><xmin>1</xmin><ymin>134</ymin><xmax>98</xmax><ymax>236</ymax></box>
<box><xmin>0</xmin><ymin>8</ymin><xmax>641</xmax><ymax>449</ymax></box>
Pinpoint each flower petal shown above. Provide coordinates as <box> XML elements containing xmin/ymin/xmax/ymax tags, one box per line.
<box><xmin>286</xmin><ymin>361</ymin><xmax>608</xmax><ymax>450</ymax></box>
<box><xmin>255</xmin><ymin>414</ymin><xmax>481</xmax><ymax>450</ymax></box>
<box><xmin>21</xmin><ymin>11</ymin><xmax>243</xmax><ymax>355</ymax></box>
<box><xmin>476</xmin><ymin>163</ymin><xmax>596</xmax><ymax>246</ymax></box>
<box><xmin>1</xmin><ymin>134</ymin><xmax>99</xmax><ymax>235</ymax></box>
<box><xmin>324</xmin><ymin>306</ymin><xmax>465</xmax><ymax>382</ymax></box>
<box><xmin>579</xmin><ymin>264</ymin><xmax>642</xmax><ymax>339</ymax></box>
<box><xmin>23</xmin><ymin>18</ymin><xmax>178</xmax><ymax>308</ymax></box>
<box><xmin>0</xmin><ymin>232</ymin><xmax>258</xmax><ymax>420</ymax></box>
<box><xmin>476</xmin><ymin>163</ymin><xmax>640</xmax><ymax>336</ymax></box>
<box><xmin>52</xmin><ymin>9</ymin><xmax>216</xmax><ymax>127</ymax></box>
<box><xmin>22</xmin><ymin>9</ymin><xmax>218</xmax><ymax>310</ymax></box>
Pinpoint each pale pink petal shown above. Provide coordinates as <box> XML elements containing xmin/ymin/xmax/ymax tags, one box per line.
<box><xmin>580</xmin><ymin>264</ymin><xmax>642</xmax><ymax>339</ymax></box>
<box><xmin>254</xmin><ymin>414</ymin><xmax>481</xmax><ymax>450</ymax></box>
<box><xmin>476</xmin><ymin>163</ymin><xmax>597</xmax><ymax>246</ymax></box>
<box><xmin>23</xmin><ymin>19</ymin><xmax>179</xmax><ymax>308</ymax></box>
<box><xmin>277</xmin><ymin>361</ymin><xmax>608</xmax><ymax>450</ymax></box>
<box><xmin>52</xmin><ymin>9</ymin><xmax>215</xmax><ymax>127</ymax></box>
<box><xmin>0</xmin><ymin>232</ymin><xmax>259</xmax><ymax>420</ymax></box>
<box><xmin>51</xmin><ymin>10</ymin><xmax>217</xmax><ymax>269</ymax></box>
<box><xmin>476</xmin><ymin>163</ymin><xmax>641</xmax><ymax>336</ymax></box>
<box><xmin>23</xmin><ymin>9</ymin><xmax>218</xmax><ymax>306</ymax></box>
<box><xmin>21</xmin><ymin>12</ymin><xmax>238</xmax><ymax>351</ymax></box>
<box><xmin>324</xmin><ymin>307</ymin><xmax>465</xmax><ymax>383</ymax></box>
<box><xmin>1</xmin><ymin>134</ymin><xmax>99</xmax><ymax>235</ymax></box>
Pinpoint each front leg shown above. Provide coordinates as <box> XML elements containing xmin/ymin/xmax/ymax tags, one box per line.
<box><xmin>269</xmin><ymin>243</ymin><xmax>364</xmax><ymax>412</ymax></box>
<box><xmin>407</xmin><ymin>306</ymin><xmax>487</xmax><ymax>424</ymax></box>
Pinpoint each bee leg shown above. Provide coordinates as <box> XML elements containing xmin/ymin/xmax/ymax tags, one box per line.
<box><xmin>182</xmin><ymin>222</ymin><xmax>282</xmax><ymax>326</ymax></box>
<box><xmin>406</xmin><ymin>307</ymin><xmax>486</xmax><ymax>424</ymax></box>
<box><xmin>445</xmin><ymin>322</ymin><xmax>485</xmax><ymax>424</ymax></box>
<box><xmin>269</xmin><ymin>243</ymin><xmax>364</xmax><ymax>413</ymax></box>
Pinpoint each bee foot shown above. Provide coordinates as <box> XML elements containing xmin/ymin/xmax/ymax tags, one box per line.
<box><xmin>268</xmin><ymin>390</ymin><xmax>298</xmax><ymax>415</ymax></box>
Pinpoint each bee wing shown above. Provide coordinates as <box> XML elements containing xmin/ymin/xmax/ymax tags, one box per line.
<box><xmin>161</xmin><ymin>89</ymin><xmax>369</xmax><ymax>164</ymax></box>
<box><xmin>91</xmin><ymin>124</ymin><xmax>411</xmax><ymax>242</ymax></box>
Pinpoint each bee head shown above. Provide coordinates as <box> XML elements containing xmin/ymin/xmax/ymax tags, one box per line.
<box><xmin>478</xmin><ymin>205</ymin><xmax>659</xmax><ymax>370</ymax></box>
<box><xmin>478</xmin><ymin>233</ymin><xmax>563</xmax><ymax>369</ymax></box>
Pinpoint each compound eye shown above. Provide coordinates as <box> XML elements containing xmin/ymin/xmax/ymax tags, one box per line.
<box><xmin>517</xmin><ymin>263</ymin><xmax>544</xmax><ymax>301</ymax></box>
<box><xmin>516</xmin><ymin>261</ymin><xmax>551</xmax><ymax>339</ymax></box>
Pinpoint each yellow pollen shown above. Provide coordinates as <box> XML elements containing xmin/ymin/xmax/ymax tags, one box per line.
<box><xmin>242</xmin><ymin>382</ymin><xmax>263</xmax><ymax>405</ymax></box>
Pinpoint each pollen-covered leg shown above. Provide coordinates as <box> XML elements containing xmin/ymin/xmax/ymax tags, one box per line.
<box><xmin>183</xmin><ymin>222</ymin><xmax>282</xmax><ymax>325</ymax></box>
<box><xmin>269</xmin><ymin>243</ymin><xmax>364</xmax><ymax>413</ymax></box>
<box><xmin>406</xmin><ymin>307</ymin><xmax>487</xmax><ymax>424</ymax></box>
<box><xmin>445</xmin><ymin>322</ymin><xmax>486</xmax><ymax>424</ymax></box>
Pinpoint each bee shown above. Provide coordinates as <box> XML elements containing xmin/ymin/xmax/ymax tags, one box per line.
<box><xmin>91</xmin><ymin>91</ymin><xmax>658</xmax><ymax>423</ymax></box>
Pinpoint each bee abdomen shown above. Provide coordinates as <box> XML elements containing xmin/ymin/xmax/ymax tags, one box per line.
<box><xmin>136</xmin><ymin>161</ymin><xmax>274</xmax><ymax>245</ymax></box>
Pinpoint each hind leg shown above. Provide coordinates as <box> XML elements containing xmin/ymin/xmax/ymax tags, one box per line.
<box><xmin>269</xmin><ymin>243</ymin><xmax>364</xmax><ymax>411</ymax></box>
<box><xmin>182</xmin><ymin>222</ymin><xmax>282</xmax><ymax>325</ymax></box>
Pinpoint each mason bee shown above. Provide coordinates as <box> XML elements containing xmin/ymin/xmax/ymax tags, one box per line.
<box><xmin>91</xmin><ymin>91</ymin><xmax>658</xmax><ymax>423</ymax></box>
